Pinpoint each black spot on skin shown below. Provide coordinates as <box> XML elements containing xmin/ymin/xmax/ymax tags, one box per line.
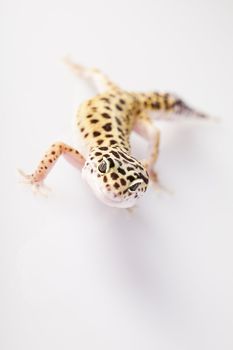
<box><xmin>151</xmin><ymin>102</ymin><xmax>160</xmax><ymax>109</ymax></box>
<box><xmin>118</xmin><ymin>152</ymin><xmax>135</xmax><ymax>163</ymax></box>
<box><xmin>119</xmin><ymin>99</ymin><xmax>125</xmax><ymax>105</ymax></box>
<box><xmin>118</xmin><ymin>168</ymin><xmax>126</xmax><ymax>175</ymax></box>
<box><xmin>110</xmin><ymin>150</ymin><xmax>120</xmax><ymax>159</ymax></box>
<box><xmin>116</xmin><ymin>104</ymin><xmax>123</xmax><ymax>111</ymax></box>
<box><xmin>101</xmin><ymin>113</ymin><xmax>111</xmax><ymax>119</ymax></box>
<box><xmin>103</xmin><ymin>123</ymin><xmax>112</xmax><ymax>132</ymax></box>
<box><xmin>86</xmin><ymin>114</ymin><xmax>93</xmax><ymax>118</ymax></box>
<box><xmin>138</xmin><ymin>173</ymin><xmax>149</xmax><ymax>184</ymax></box>
<box><xmin>114</xmin><ymin>182</ymin><xmax>120</xmax><ymax>189</ymax></box>
<box><xmin>105</xmin><ymin>106</ymin><xmax>112</xmax><ymax>111</ymax></box>
<box><xmin>103</xmin><ymin>176</ymin><xmax>107</xmax><ymax>182</ymax></box>
<box><xmin>108</xmin><ymin>158</ymin><xmax>115</xmax><ymax>168</ymax></box>
<box><xmin>117</xmin><ymin>127</ymin><xmax>124</xmax><ymax>135</ymax></box>
<box><xmin>99</xmin><ymin>146</ymin><xmax>108</xmax><ymax>151</ymax></box>
<box><xmin>91</xmin><ymin>169</ymin><xmax>93</xmax><ymax>173</ymax></box>
<box><xmin>110</xmin><ymin>140</ymin><xmax>117</xmax><ymax>145</ymax></box>
<box><xmin>93</xmin><ymin>131</ymin><xmax>101</xmax><ymax>137</ymax></box>
<box><xmin>123</xmin><ymin>189</ymin><xmax>128</xmax><ymax>194</ymax></box>
<box><xmin>127</xmin><ymin>167</ymin><xmax>134</xmax><ymax>171</ymax></box>
<box><xmin>120</xmin><ymin>178</ymin><xmax>126</xmax><ymax>186</ymax></box>
<box><xmin>84</xmin><ymin>133</ymin><xmax>89</xmax><ymax>138</ymax></box>
<box><xmin>106</xmin><ymin>134</ymin><xmax>113</xmax><ymax>138</ymax></box>
<box><xmin>100</xmin><ymin>97</ymin><xmax>110</xmax><ymax>103</ymax></box>
<box><xmin>136</xmin><ymin>164</ymin><xmax>144</xmax><ymax>171</ymax></box>
<box><xmin>97</xmin><ymin>139</ymin><xmax>104</xmax><ymax>145</ymax></box>
<box><xmin>116</xmin><ymin>160</ymin><xmax>122</xmax><ymax>166</ymax></box>
<box><xmin>127</xmin><ymin>175</ymin><xmax>135</xmax><ymax>182</ymax></box>
<box><xmin>115</xmin><ymin>117</ymin><xmax>122</xmax><ymax>126</ymax></box>
<box><xmin>95</xmin><ymin>152</ymin><xmax>102</xmax><ymax>156</ymax></box>
<box><xmin>51</xmin><ymin>151</ymin><xmax>56</xmax><ymax>155</ymax></box>
<box><xmin>80</xmin><ymin>127</ymin><xmax>85</xmax><ymax>132</ymax></box>
<box><xmin>111</xmin><ymin>172</ymin><xmax>119</xmax><ymax>180</ymax></box>
<box><xmin>49</xmin><ymin>159</ymin><xmax>53</xmax><ymax>163</ymax></box>
<box><xmin>90</xmin><ymin>119</ymin><xmax>99</xmax><ymax>124</ymax></box>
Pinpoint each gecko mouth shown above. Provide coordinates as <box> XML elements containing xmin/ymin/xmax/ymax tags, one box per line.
<box><xmin>94</xmin><ymin>183</ymin><xmax>131</xmax><ymax>208</ymax></box>
<box><xmin>82</xmin><ymin>167</ymin><xmax>136</xmax><ymax>208</ymax></box>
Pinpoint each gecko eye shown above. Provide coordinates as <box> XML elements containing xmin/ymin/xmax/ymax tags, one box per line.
<box><xmin>128</xmin><ymin>179</ymin><xmax>143</xmax><ymax>192</ymax></box>
<box><xmin>98</xmin><ymin>157</ymin><xmax>110</xmax><ymax>173</ymax></box>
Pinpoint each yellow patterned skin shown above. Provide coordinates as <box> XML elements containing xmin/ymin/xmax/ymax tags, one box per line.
<box><xmin>19</xmin><ymin>60</ymin><xmax>209</xmax><ymax>208</ymax></box>
<box><xmin>77</xmin><ymin>91</ymin><xmax>149</xmax><ymax>208</ymax></box>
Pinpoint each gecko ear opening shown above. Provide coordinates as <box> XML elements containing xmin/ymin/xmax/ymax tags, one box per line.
<box><xmin>98</xmin><ymin>157</ymin><xmax>110</xmax><ymax>174</ymax></box>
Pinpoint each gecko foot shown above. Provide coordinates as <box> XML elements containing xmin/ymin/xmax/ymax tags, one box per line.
<box><xmin>18</xmin><ymin>169</ymin><xmax>51</xmax><ymax>197</ymax></box>
<box><xmin>63</xmin><ymin>56</ymin><xmax>100</xmax><ymax>81</ymax></box>
<box><xmin>147</xmin><ymin>169</ymin><xmax>173</xmax><ymax>195</ymax></box>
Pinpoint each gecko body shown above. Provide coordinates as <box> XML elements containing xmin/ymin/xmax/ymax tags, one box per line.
<box><xmin>20</xmin><ymin>60</ymin><xmax>210</xmax><ymax>208</ymax></box>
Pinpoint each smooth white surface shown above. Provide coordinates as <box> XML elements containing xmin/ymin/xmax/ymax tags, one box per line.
<box><xmin>1</xmin><ymin>0</ymin><xmax>233</xmax><ymax>349</ymax></box>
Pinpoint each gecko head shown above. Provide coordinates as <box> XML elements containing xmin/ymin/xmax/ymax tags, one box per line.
<box><xmin>82</xmin><ymin>146</ymin><xmax>149</xmax><ymax>208</ymax></box>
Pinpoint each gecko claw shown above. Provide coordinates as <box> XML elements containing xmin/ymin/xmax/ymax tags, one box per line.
<box><xmin>63</xmin><ymin>56</ymin><xmax>88</xmax><ymax>78</ymax></box>
<box><xmin>146</xmin><ymin>169</ymin><xmax>173</xmax><ymax>195</ymax></box>
<box><xmin>18</xmin><ymin>169</ymin><xmax>51</xmax><ymax>197</ymax></box>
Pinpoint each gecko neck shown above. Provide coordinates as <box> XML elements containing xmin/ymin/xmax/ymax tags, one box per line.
<box><xmin>88</xmin><ymin>139</ymin><xmax>131</xmax><ymax>154</ymax></box>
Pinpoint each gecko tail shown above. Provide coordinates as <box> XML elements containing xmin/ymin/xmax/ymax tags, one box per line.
<box><xmin>171</xmin><ymin>97</ymin><xmax>220</xmax><ymax>122</ymax></box>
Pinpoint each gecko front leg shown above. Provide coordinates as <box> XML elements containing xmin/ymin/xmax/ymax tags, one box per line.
<box><xmin>133</xmin><ymin>115</ymin><xmax>172</xmax><ymax>194</ymax></box>
<box><xmin>133</xmin><ymin>113</ymin><xmax>163</xmax><ymax>188</ymax></box>
<box><xmin>19</xmin><ymin>142</ymin><xmax>85</xmax><ymax>195</ymax></box>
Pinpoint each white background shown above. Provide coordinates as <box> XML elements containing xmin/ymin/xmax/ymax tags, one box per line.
<box><xmin>1</xmin><ymin>0</ymin><xmax>233</xmax><ymax>349</ymax></box>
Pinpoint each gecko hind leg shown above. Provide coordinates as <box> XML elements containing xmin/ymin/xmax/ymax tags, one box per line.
<box><xmin>19</xmin><ymin>142</ymin><xmax>85</xmax><ymax>195</ymax></box>
<box><xmin>63</xmin><ymin>57</ymin><xmax>120</xmax><ymax>93</ymax></box>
